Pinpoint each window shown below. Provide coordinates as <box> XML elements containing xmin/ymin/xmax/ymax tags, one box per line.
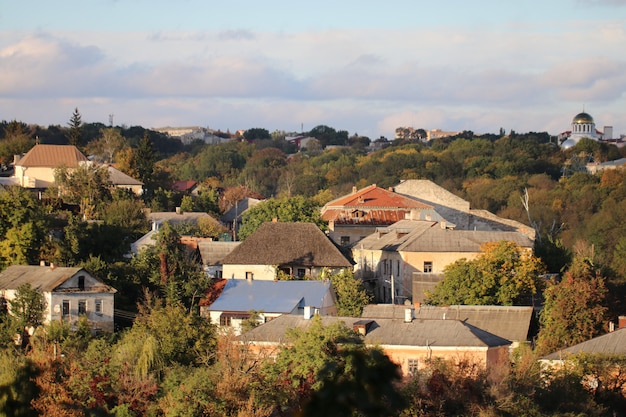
<box><xmin>297</xmin><ymin>268</ymin><xmax>306</xmax><ymax>278</ymax></box>
<box><xmin>408</xmin><ymin>359</ymin><xmax>419</xmax><ymax>376</ymax></box>
<box><xmin>78</xmin><ymin>275</ymin><xmax>85</xmax><ymax>291</ymax></box>
<box><xmin>340</xmin><ymin>236</ymin><xmax>350</xmax><ymax>246</ymax></box>
<box><xmin>215</xmin><ymin>270</ymin><xmax>223</xmax><ymax>279</ymax></box>
<box><xmin>423</xmin><ymin>261</ymin><xmax>433</xmax><ymax>273</ymax></box>
<box><xmin>62</xmin><ymin>300</ymin><xmax>70</xmax><ymax>318</ymax></box>
<box><xmin>95</xmin><ymin>299</ymin><xmax>102</xmax><ymax>315</ymax></box>
<box><xmin>78</xmin><ymin>300</ymin><xmax>87</xmax><ymax>315</ymax></box>
<box><xmin>220</xmin><ymin>315</ymin><xmax>232</xmax><ymax>326</ymax></box>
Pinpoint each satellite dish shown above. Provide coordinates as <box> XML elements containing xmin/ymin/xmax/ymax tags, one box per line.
<box><xmin>54</xmin><ymin>304</ymin><xmax>60</xmax><ymax>313</ymax></box>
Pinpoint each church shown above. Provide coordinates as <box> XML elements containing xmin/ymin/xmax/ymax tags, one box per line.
<box><xmin>559</xmin><ymin>111</ymin><xmax>614</xmax><ymax>148</ymax></box>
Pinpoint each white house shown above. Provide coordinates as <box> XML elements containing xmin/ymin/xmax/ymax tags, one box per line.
<box><xmin>0</xmin><ymin>265</ymin><xmax>116</xmax><ymax>333</ymax></box>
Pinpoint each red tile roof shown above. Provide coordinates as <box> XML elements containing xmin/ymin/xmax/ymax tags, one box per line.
<box><xmin>172</xmin><ymin>180</ymin><xmax>198</xmax><ymax>192</ymax></box>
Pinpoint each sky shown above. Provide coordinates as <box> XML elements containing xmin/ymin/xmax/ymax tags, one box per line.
<box><xmin>1</xmin><ymin>0</ymin><xmax>625</xmax><ymax>139</ymax></box>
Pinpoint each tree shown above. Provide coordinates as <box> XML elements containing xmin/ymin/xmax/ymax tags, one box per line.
<box><xmin>243</xmin><ymin>128</ymin><xmax>271</xmax><ymax>141</ymax></box>
<box><xmin>9</xmin><ymin>283</ymin><xmax>46</xmax><ymax>330</ymax></box>
<box><xmin>328</xmin><ymin>270</ymin><xmax>372</xmax><ymax>317</ymax></box>
<box><xmin>135</xmin><ymin>132</ymin><xmax>157</xmax><ymax>185</ymax></box>
<box><xmin>258</xmin><ymin>315</ymin><xmax>403</xmax><ymax>416</ymax></box>
<box><xmin>0</xmin><ymin>120</ymin><xmax>35</xmax><ymax>166</ymax></box>
<box><xmin>238</xmin><ymin>196</ymin><xmax>326</xmax><ymax>240</ymax></box>
<box><xmin>0</xmin><ymin>186</ymin><xmax>48</xmax><ymax>269</ymax></box>
<box><xmin>54</xmin><ymin>163</ymin><xmax>112</xmax><ymax>219</ymax></box>
<box><xmin>534</xmin><ymin>257</ymin><xmax>608</xmax><ymax>356</ymax></box>
<box><xmin>426</xmin><ymin>241</ymin><xmax>546</xmax><ymax>306</ymax></box>
<box><xmin>66</xmin><ymin>108</ymin><xmax>83</xmax><ymax>148</ymax></box>
<box><xmin>85</xmin><ymin>127</ymin><xmax>127</xmax><ymax>163</ymax></box>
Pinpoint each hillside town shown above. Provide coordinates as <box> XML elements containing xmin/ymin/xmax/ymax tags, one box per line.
<box><xmin>0</xmin><ymin>109</ymin><xmax>625</xmax><ymax>416</ymax></box>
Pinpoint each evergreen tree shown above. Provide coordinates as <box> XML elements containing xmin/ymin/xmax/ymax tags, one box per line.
<box><xmin>67</xmin><ymin>107</ymin><xmax>83</xmax><ymax>147</ymax></box>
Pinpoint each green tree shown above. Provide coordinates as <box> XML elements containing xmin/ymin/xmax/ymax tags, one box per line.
<box><xmin>85</xmin><ymin>127</ymin><xmax>127</xmax><ymax>163</ymax></box>
<box><xmin>9</xmin><ymin>283</ymin><xmax>46</xmax><ymax>330</ymax></box>
<box><xmin>0</xmin><ymin>186</ymin><xmax>48</xmax><ymax>269</ymax></box>
<box><xmin>238</xmin><ymin>196</ymin><xmax>326</xmax><ymax>240</ymax></box>
<box><xmin>535</xmin><ymin>257</ymin><xmax>608</xmax><ymax>356</ymax></box>
<box><xmin>66</xmin><ymin>107</ymin><xmax>83</xmax><ymax>148</ymax></box>
<box><xmin>135</xmin><ymin>132</ymin><xmax>157</xmax><ymax>185</ymax></box>
<box><xmin>243</xmin><ymin>128</ymin><xmax>271</xmax><ymax>141</ymax></box>
<box><xmin>426</xmin><ymin>241</ymin><xmax>546</xmax><ymax>306</ymax></box>
<box><xmin>258</xmin><ymin>316</ymin><xmax>403</xmax><ymax>416</ymax></box>
<box><xmin>0</xmin><ymin>120</ymin><xmax>35</xmax><ymax>166</ymax></box>
<box><xmin>328</xmin><ymin>270</ymin><xmax>372</xmax><ymax>317</ymax></box>
<box><xmin>55</xmin><ymin>163</ymin><xmax>112</xmax><ymax>219</ymax></box>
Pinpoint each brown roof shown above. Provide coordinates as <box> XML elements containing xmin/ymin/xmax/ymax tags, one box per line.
<box><xmin>171</xmin><ymin>180</ymin><xmax>197</xmax><ymax>192</ymax></box>
<box><xmin>221</xmin><ymin>222</ymin><xmax>352</xmax><ymax>268</ymax></box>
<box><xmin>543</xmin><ymin>327</ymin><xmax>626</xmax><ymax>360</ymax></box>
<box><xmin>16</xmin><ymin>144</ymin><xmax>88</xmax><ymax>168</ymax></box>
<box><xmin>321</xmin><ymin>184</ymin><xmax>433</xmax><ymax>225</ymax></box>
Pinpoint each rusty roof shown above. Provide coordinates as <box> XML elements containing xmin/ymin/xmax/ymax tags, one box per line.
<box><xmin>16</xmin><ymin>144</ymin><xmax>88</xmax><ymax>168</ymax></box>
<box><xmin>324</xmin><ymin>184</ymin><xmax>433</xmax><ymax>211</ymax></box>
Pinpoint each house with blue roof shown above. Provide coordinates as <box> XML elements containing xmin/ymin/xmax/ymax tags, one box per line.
<box><xmin>200</xmin><ymin>278</ymin><xmax>337</xmax><ymax>334</ymax></box>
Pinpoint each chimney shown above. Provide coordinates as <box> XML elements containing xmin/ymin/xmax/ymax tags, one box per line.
<box><xmin>272</xmin><ymin>218</ymin><xmax>278</xmax><ymax>222</ymax></box>
<box><xmin>303</xmin><ymin>306</ymin><xmax>313</xmax><ymax>320</ymax></box>
<box><xmin>440</xmin><ymin>221</ymin><xmax>447</xmax><ymax>229</ymax></box>
<box><xmin>619</xmin><ymin>316</ymin><xmax>626</xmax><ymax>329</ymax></box>
<box><xmin>175</xmin><ymin>207</ymin><xmax>181</xmax><ymax>214</ymax></box>
<box><xmin>50</xmin><ymin>263</ymin><xmax>56</xmax><ymax>270</ymax></box>
<box><xmin>352</xmin><ymin>186</ymin><xmax>357</xmax><ymax>194</ymax></box>
<box><xmin>40</xmin><ymin>260</ymin><xmax>46</xmax><ymax>267</ymax></box>
<box><xmin>404</xmin><ymin>308</ymin><xmax>413</xmax><ymax>323</ymax></box>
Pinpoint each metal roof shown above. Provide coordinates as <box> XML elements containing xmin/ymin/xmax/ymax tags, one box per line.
<box><xmin>362</xmin><ymin>304</ymin><xmax>534</xmax><ymax>342</ymax></box>
<box><xmin>205</xmin><ymin>279</ymin><xmax>334</xmax><ymax>314</ymax></box>
<box><xmin>543</xmin><ymin>327</ymin><xmax>626</xmax><ymax>360</ymax></box>
<box><xmin>241</xmin><ymin>314</ymin><xmax>511</xmax><ymax>348</ymax></box>
<box><xmin>16</xmin><ymin>144</ymin><xmax>88</xmax><ymax>168</ymax></box>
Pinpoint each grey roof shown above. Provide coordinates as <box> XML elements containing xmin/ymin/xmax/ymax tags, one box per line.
<box><xmin>543</xmin><ymin>328</ymin><xmax>626</xmax><ymax>360</ymax></box>
<box><xmin>362</xmin><ymin>304</ymin><xmax>534</xmax><ymax>342</ymax></box>
<box><xmin>221</xmin><ymin>222</ymin><xmax>352</xmax><ymax>268</ymax></box>
<box><xmin>0</xmin><ymin>265</ymin><xmax>114</xmax><ymax>293</ymax></box>
<box><xmin>107</xmin><ymin>166</ymin><xmax>143</xmax><ymax>186</ymax></box>
<box><xmin>206</xmin><ymin>279</ymin><xmax>333</xmax><ymax>313</ymax></box>
<box><xmin>220</xmin><ymin>198</ymin><xmax>262</xmax><ymax>223</ymax></box>
<box><xmin>356</xmin><ymin>219</ymin><xmax>533</xmax><ymax>253</ymax></box>
<box><xmin>197</xmin><ymin>241</ymin><xmax>240</xmax><ymax>266</ymax></box>
<box><xmin>241</xmin><ymin>314</ymin><xmax>511</xmax><ymax>348</ymax></box>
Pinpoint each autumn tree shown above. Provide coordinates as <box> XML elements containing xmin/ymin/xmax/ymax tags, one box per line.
<box><xmin>66</xmin><ymin>107</ymin><xmax>83</xmax><ymax>148</ymax></box>
<box><xmin>534</xmin><ymin>256</ymin><xmax>608</xmax><ymax>356</ymax></box>
<box><xmin>426</xmin><ymin>241</ymin><xmax>546</xmax><ymax>306</ymax></box>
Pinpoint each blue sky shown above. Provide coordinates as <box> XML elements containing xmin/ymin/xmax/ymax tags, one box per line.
<box><xmin>1</xmin><ymin>0</ymin><xmax>625</xmax><ymax>139</ymax></box>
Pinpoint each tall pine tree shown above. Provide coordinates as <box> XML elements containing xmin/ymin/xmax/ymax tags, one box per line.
<box><xmin>67</xmin><ymin>107</ymin><xmax>83</xmax><ymax>147</ymax></box>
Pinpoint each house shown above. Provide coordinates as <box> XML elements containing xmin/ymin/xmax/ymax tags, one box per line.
<box><xmin>362</xmin><ymin>304</ymin><xmax>534</xmax><ymax>346</ymax></box>
<box><xmin>107</xmin><ymin>165</ymin><xmax>144</xmax><ymax>195</ymax></box>
<box><xmin>392</xmin><ymin>179</ymin><xmax>535</xmax><ymax>240</ymax></box>
<box><xmin>221</xmin><ymin>221</ymin><xmax>353</xmax><ymax>280</ymax></box>
<box><xmin>12</xmin><ymin>144</ymin><xmax>89</xmax><ymax>188</ymax></box>
<box><xmin>352</xmin><ymin>219</ymin><xmax>534</xmax><ymax>304</ymax></box>
<box><xmin>171</xmin><ymin>180</ymin><xmax>198</xmax><ymax>195</ymax></box>
<box><xmin>220</xmin><ymin>197</ymin><xmax>262</xmax><ymax>240</ymax></box>
<box><xmin>200</xmin><ymin>278</ymin><xmax>337</xmax><ymax>334</ymax></box>
<box><xmin>321</xmin><ymin>184</ymin><xmax>444</xmax><ymax>247</ymax></box>
<box><xmin>240</xmin><ymin>313</ymin><xmax>511</xmax><ymax>377</ymax></box>
<box><xmin>197</xmin><ymin>241</ymin><xmax>241</xmax><ymax>278</ymax></box>
<box><xmin>541</xmin><ymin>326</ymin><xmax>626</xmax><ymax>364</ymax></box>
<box><xmin>0</xmin><ymin>264</ymin><xmax>116</xmax><ymax>333</ymax></box>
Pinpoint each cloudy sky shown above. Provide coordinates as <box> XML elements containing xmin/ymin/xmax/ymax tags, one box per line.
<box><xmin>1</xmin><ymin>0</ymin><xmax>625</xmax><ymax>139</ymax></box>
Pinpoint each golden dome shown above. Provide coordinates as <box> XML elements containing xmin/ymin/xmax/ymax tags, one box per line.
<box><xmin>573</xmin><ymin>112</ymin><xmax>594</xmax><ymax>124</ymax></box>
